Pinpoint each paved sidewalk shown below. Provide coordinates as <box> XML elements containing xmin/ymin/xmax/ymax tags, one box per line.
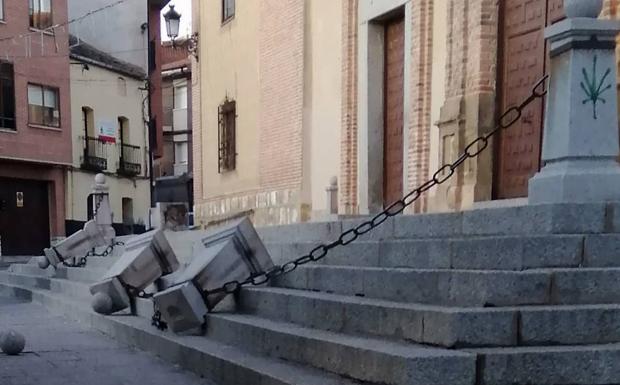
<box><xmin>0</xmin><ymin>296</ymin><xmax>217</xmax><ymax>385</ymax></box>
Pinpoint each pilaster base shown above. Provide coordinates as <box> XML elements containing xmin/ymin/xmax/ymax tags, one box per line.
<box><xmin>529</xmin><ymin>159</ymin><xmax>620</xmax><ymax>204</ymax></box>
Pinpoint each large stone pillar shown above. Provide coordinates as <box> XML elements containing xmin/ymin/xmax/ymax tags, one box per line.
<box><xmin>529</xmin><ymin>0</ymin><xmax>620</xmax><ymax>203</ymax></box>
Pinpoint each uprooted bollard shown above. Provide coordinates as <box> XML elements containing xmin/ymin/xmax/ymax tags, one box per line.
<box><xmin>90</xmin><ymin>229</ymin><xmax>180</xmax><ymax>315</ymax></box>
<box><xmin>38</xmin><ymin>174</ymin><xmax>116</xmax><ymax>269</ymax></box>
<box><xmin>153</xmin><ymin>217</ymin><xmax>274</xmax><ymax>333</ymax></box>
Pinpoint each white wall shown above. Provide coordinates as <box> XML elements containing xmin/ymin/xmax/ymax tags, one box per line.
<box><xmin>68</xmin><ymin>0</ymin><xmax>148</xmax><ymax>71</ymax></box>
<box><xmin>67</xmin><ymin>63</ymin><xmax>150</xmax><ymax>224</ymax></box>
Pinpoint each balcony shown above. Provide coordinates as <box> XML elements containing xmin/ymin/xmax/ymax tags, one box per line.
<box><xmin>117</xmin><ymin>143</ymin><xmax>142</xmax><ymax>177</ymax></box>
<box><xmin>81</xmin><ymin>136</ymin><xmax>108</xmax><ymax>172</ymax></box>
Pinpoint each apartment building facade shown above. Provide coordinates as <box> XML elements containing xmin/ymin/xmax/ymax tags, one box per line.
<box><xmin>0</xmin><ymin>0</ymin><xmax>71</xmax><ymax>255</ymax></box>
<box><xmin>65</xmin><ymin>37</ymin><xmax>150</xmax><ymax>236</ymax></box>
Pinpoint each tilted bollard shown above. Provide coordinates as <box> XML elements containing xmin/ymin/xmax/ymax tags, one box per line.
<box><xmin>90</xmin><ymin>229</ymin><xmax>180</xmax><ymax>315</ymax></box>
<box><xmin>38</xmin><ymin>174</ymin><xmax>116</xmax><ymax>269</ymax></box>
<box><xmin>153</xmin><ymin>217</ymin><xmax>274</xmax><ymax>333</ymax></box>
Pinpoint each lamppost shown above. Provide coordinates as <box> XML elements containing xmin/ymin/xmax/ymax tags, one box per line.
<box><xmin>163</xmin><ymin>4</ymin><xmax>181</xmax><ymax>45</ymax></box>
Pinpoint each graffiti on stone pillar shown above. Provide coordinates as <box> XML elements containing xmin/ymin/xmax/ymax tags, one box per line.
<box><xmin>581</xmin><ymin>55</ymin><xmax>612</xmax><ymax>120</ymax></box>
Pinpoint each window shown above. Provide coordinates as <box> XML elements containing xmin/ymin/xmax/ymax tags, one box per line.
<box><xmin>117</xmin><ymin>77</ymin><xmax>127</xmax><ymax>97</ymax></box>
<box><xmin>29</xmin><ymin>0</ymin><xmax>53</xmax><ymax>30</ymax></box>
<box><xmin>174</xmin><ymin>84</ymin><xmax>187</xmax><ymax>109</ymax></box>
<box><xmin>175</xmin><ymin>142</ymin><xmax>188</xmax><ymax>165</ymax></box>
<box><xmin>0</xmin><ymin>62</ymin><xmax>15</xmax><ymax>130</ymax></box>
<box><xmin>28</xmin><ymin>84</ymin><xmax>60</xmax><ymax>127</ymax></box>
<box><xmin>222</xmin><ymin>0</ymin><xmax>235</xmax><ymax>23</ymax></box>
<box><xmin>82</xmin><ymin>106</ymin><xmax>94</xmax><ymax>136</ymax></box>
<box><xmin>218</xmin><ymin>99</ymin><xmax>236</xmax><ymax>172</ymax></box>
<box><xmin>0</xmin><ymin>0</ymin><xmax>5</xmax><ymax>21</ymax></box>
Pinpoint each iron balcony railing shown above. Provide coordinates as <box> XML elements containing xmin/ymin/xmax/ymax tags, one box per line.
<box><xmin>81</xmin><ymin>136</ymin><xmax>108</xmax><ymax>172</ymax></box>
<box><xmin>118</xmin><ymin>143</ymin><xmax>142</xmax><ymax>177</ymax></box>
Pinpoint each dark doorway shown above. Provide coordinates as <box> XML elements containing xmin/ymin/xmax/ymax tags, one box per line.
<box><xmin>0</xmin><ymin>177</ymin><xmax>50</xmax><ymax>255</ymax></box>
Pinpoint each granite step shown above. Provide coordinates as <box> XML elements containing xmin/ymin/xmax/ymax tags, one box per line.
<box><xmin>273</xmin><ymin>265</ymin><xmax>620</xmax><ymax>306</ymax></box>
<box><xmin>266</xmin><ymin>233</ymin><xmax>592</xmax><ymax>270</ymax></box>
<box><xmin>0</xmin><ymin>271</ymin><xmax>92</xmax><ymax>301</ymax></box>
<box><xmin>0</xmin><ymin>281</ymin><xmax>365</xmax><ymax>385</ymax></box>
<box><xmin>257</xmin><ymin>202</ymin><xmax>620</xmax><ymax>243</ymax></box>
<box><xmin>205</xmin><ymin>312</ymin><xmax>476</xmax><ymax>385</ymax></box>
<box><xmin>8</xmin><ymin>263</ymin><xmax>106</xmax><ymax>282</ymax></box>
<box><xmin>468</xmin><ymin>344</ymin><xmax>620</xmax><ymax>385</ymax></box>
<box><xmin>239</xmin><ymin>287</ymin><xmax>620</xmax><ymax>348</ymax></box>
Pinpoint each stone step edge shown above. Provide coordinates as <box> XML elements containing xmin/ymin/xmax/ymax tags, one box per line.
<box><xmin>208</xmin><ymin>312</ymin><xmax>472</xmax><ymax>358</ymax></box>
<box><xmin>0</xmin><ymin>282</ymin><xmax>365</xmax><ymax>385</ymax></box>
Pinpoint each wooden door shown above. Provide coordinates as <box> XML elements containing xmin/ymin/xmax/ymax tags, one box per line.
<box><xmin>383</xmin><ymin>16</ymin><xmax>405</xmax><ymax>207</ymax></box>
<box><xmin>495</xmin><ymin>0</ymin><xmax>564</xmax><ymax>199</ymax></box>
<box><xmin>0</xmin><ymin>177</ymin><xmax>50</xmax><ymax>256</ymax></box>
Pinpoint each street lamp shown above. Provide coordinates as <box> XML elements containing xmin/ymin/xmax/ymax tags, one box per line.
<box><xmin>163</xmin><ymin>4</ymin><xmax>181</xmax><ymax>43</ymax></box>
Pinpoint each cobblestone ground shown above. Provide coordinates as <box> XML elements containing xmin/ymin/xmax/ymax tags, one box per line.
<box><xmin>0</xmin><ymin>296</ymin><xmax>216</xmax><ymax>385</ymax></box>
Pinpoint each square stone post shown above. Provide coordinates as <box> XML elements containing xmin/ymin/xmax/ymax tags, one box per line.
<box><xmin>529</xmin><ymin>1</ymin><xmax>620</xmax><ymax>203</ymax></box>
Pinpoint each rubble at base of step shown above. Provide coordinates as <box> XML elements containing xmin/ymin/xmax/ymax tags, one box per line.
<box><xmin>89</xmin><ymin>216</ymin><xmax>274</xmax><ymax>334</ymax></box>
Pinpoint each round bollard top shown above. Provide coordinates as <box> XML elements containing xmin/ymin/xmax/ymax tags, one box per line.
<box><xmin>92</xmin><ymin>292</ymin><xmax>114</xmax><ymax>315</ymax></box>
<box><xmin>94</xmin><ymin>173</ymin><xmax>106</xmax><ymax>185</ymax></box>
<box><xmin>564</xmin><ymin>0</ymin><xmax>603</xmax><ymax>18</ymax></box>
<box><xmin>37</xmin><ymin>256</ymin><xmax>50</xmax><ymax>269</ymax></box>
<box><xmin>0</xmin><ymin>330</ymin><xmax>25</xmax><ymax>355</ymax></box>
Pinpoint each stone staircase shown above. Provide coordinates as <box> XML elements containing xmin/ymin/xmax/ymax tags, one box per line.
<box><xmin>2</xmin><ymin>202</ymin><xmax>620</xmax><ymax>384</ymax></box>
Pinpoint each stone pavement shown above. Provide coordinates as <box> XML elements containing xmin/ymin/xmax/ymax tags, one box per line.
<box><xmin>0</xmin><ymin>296</ymin><xmax>216</xmax><ymax>385</ymax></box>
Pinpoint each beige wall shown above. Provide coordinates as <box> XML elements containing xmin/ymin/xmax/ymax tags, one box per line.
<box><xmin>428</xmin><ymin>0</ymin><xmax>448</xmax><ymax>201</ymax></box>
<box><xmin>200</xmin><ymin>0</ymin><xmax>261</xmax><ymax>199</ymax></box>
<box><xmin>67</xmin><ymin>63</ymin><xmax>150</xmax><ymax>224</ymax></box>
<box><xmin>194</xmin><ymin>0</ymin><xmax>345</xmax><ymax>226</ymax></box>
<box><xmin>307</xmin><ymin>0</ymin><xmax>343</xmax><ymax>219</ymax></box>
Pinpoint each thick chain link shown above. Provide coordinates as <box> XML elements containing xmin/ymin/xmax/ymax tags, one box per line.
<box><xmin>199</xmin><ymin>76</ymin><xmax>548</xmax><ymax>297</ymax></box>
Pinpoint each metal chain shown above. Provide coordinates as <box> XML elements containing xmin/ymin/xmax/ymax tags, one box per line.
<box><xmin>201</xmin><ymin>75</ymin><xmax>550</xmax><ymax>298</ymax></box>
<box><xmin>61</xmin><ymin>241</ymin><xmax>124</xmax><ymax>268</ymax></box>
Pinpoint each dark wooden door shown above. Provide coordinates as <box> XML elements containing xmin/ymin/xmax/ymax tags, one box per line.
<box><xmin>495</xmin><ymin>0</ymin><xmax>564</xmax><ymax>199</ymax></box>
<box><xmin>0</xmin><ymin>177</ymin><xmax>50</xmax><ymax>256</ymax></box>
<box><xmin>383</xmin><ymin>16</ymin><xmax>405</xmax><ymax>207</ymax></box>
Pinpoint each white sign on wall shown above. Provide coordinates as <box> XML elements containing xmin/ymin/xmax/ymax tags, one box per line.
<box><xmin>97</xmin><ymin>119</ymin><xmax>117</xmax><ymax>143</ymax></box>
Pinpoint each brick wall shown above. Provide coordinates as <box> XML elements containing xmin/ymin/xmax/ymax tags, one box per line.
<box><xmin>340</xmin><ymin>0</ymin><xmax>359</xmax><ymax>215</ymax></box>
<box><xmin>258</xmin><ymin>0</ymin><xmax>305</xmax><ymax>192</ymax></box>
<box><xmin>191</xmin><ymin>0</ymin><xmax>202</xmax><ymax>207</ymax></box>
<box><xmin>0</xmin><ymin>0</ymin><xmax>71</xmax><ymax>238</ymax></box>
<box><xmin>0</xmin><ymin>0</ymin><xmax>71</xmax><ymax>165</ymax></box>
<box><xmin>406</xmin><ymin>0</ymin><xmax>434</xmax><ymax>213</ymax></box>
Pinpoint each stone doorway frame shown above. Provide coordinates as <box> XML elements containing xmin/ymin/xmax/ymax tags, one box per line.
<box><xmin>357</xmin><ymin>0</ymin><xmax>412</xmax><ymax>214</ymax></box>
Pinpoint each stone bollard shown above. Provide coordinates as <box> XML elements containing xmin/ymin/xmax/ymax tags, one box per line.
<box><xmin>153</xmin><ymin>217</ymin><xmax>274</xmax><ymax>333</ymax></box>
<box><xmin>89</xmin><ymin>229</ymin><xmax>180</xmax><ymax>314</ymax></box>
<box><xmin>529</xmin><ymin>0</ymin><xmax>620</xmax><ymax>203</ymax></box>
<box><xmin>39</xmin><ymin>174</ymin><xmax>116</xmax><ymax>269</ymax></box>
<box><xmin>326</xmin><ymin>176</ymin><xmax>338</xmax><ymax>216</ymax></box>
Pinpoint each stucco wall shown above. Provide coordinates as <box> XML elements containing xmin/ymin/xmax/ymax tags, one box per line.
<box><xmin>307</xmin><ymin>0</ymin><xmax>343</xmax><ymax>219</ymax></box>
<box><xmin>68</xmin><ymin>0</ymin><xmax>148</xmax><ymax>70</ymax></box>
<box><xmin>67</xmin><ymin>63</ymin><xmax>150</xmax><ymax>223</ymax></box>
<box><xmin>200</xmin><ymin>0</ymin><xmax>261</xmax><ymax>200</ymax></box>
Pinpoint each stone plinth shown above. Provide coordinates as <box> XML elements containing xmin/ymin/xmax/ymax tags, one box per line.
<box><xmin>529</xmin><ymin>16</ymin><xmax>620</xmax><ymax>204</ymax></box>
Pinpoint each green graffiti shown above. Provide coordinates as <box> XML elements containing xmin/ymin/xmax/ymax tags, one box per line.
<box><xmin>581</xmin><ymin>55</ymin><xmax>612</xmax><ymax>120</ymax></box>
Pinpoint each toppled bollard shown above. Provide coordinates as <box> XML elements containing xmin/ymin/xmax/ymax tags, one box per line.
<box><xmin>153</xmin><ymin>217</ymin><xmax>274</xmax><ymax>333</ymax></box>
<box><xmin>38</xmin><ymin>220</ymin><xmax>115</xmax><ymax>269</ymax></box>
<box><xmin>90</xmin><ymin>229</ymin><xmax>179</xmax><ymax>315</ymax></box>
<box><xmin>39</xmin><ymin>174</ymin><xmax>116</xmax><ymax>269</ymax></box>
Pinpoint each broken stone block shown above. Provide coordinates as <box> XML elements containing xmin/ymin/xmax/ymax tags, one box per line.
<box><xmin>90</xmin><ymin>229</ymin><xmax>179</xmax><ymax>314</ymax></box>
<box><xmin>154</xmin><ymin>217</ymin><xmax>274</xmax><ymax>333</ymax></box>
